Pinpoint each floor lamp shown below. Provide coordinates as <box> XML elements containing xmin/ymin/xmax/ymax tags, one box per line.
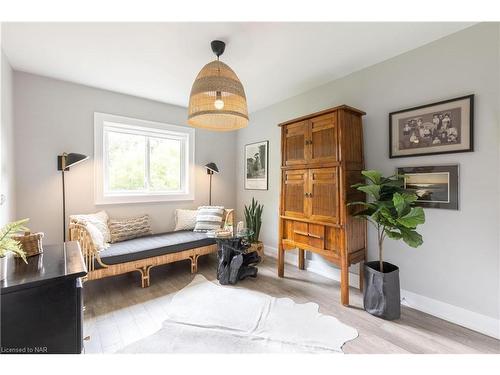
<box><xmin>205</xmin><ymin>162</ymin><xmax>219</xmax><ymax>206</ymax></box>
<box><xmin>57</xmin><ymin>152</ymin><xmax>89</xmax><ymax>242</ymax></box>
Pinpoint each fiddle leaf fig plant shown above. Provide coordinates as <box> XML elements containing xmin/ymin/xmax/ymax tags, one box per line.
<box><xmin>349</xmin><ymin>170</ymin><xmax>425</xmax><ymax>272</ymax></box>
<box><xmin>0</xmin><ymin>218</ymin><xmax>29</xmax><ymax>263</ymax></box>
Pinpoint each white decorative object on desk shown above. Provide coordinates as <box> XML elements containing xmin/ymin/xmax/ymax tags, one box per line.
<box><xmin>0</xmin><ymin>255</ymin><xmax>7</xmax><ymax>281</ymax></box>
<box><xmin>236</xmin><ymin>221</ymin><xmax>245</xmax><ymax>236</ymax></box>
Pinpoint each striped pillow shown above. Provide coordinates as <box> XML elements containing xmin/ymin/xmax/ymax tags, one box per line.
<box><xmin>194</xmin><ymin>206</ymin><xmax>224</xmax><ymax>233</ymax></box>
<box><xmin>108</xmin><ymin>214</ymin><xmax>152</xmax><ymax>243</ymax></box>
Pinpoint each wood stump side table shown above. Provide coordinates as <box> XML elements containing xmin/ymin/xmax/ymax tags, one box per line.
<box><xmin>249</xmin><ymin>241</ymin><xmax>264</xmax><ymax>259</ymax></box>
<box><xmin>215</xmin><ymin>231</ymin><xmax>261</xmax><ymax>285</ymax></box>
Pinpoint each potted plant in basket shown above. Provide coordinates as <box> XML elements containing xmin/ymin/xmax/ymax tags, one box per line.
<box><xmin>0</xmin><ymin>218</ymin><xmax>29</xmax><ymax>281</ymax></box>
<box><xmin>244</xmin><ymin>198</ymin><xmax>264</xmax><ymax>259</ymax></box>
<box><xmin>350</xmin><ymin>170</ymin><xmax>425</xmax><ymax>320</ymax></box>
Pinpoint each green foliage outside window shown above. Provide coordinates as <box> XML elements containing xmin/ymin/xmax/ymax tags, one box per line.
<box><xmin>106</xmin><ymin>131</ymin><xmax>182</xmax><ymax>193</ymax></box>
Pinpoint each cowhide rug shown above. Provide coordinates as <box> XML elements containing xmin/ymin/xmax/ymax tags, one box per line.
<box><xmin>119</xmin><ymin>275</ymin><xmax>358</xmax><ymax>353</ymax></box>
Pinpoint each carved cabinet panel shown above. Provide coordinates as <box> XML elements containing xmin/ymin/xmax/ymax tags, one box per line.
<box><xmin>283</xmin><ymin>121</ymin><xmax>308</xmax><ymax>166</ymax></box>
<box><xmin>309</xmin><ymin>114</ymin><xmax>338</xmax><ymax>164</ymax></box>
<box><xmin>283</xmin><ymin>115</ymin><xmax>338</xmax><ymax>167</ymax></box>
<box><xmin>309</xmin><ymin>167</ymin><xmax>339</xmax><ymax>223</ymax></box>
<box><xmin>283</xmin><ymin>169</ymin><xmax>309</xmax><ymax>218</ymax></box>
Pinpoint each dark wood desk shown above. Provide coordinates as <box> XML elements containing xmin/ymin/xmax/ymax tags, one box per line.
<box><xmin>0</xmin><ymin>242</ymin><xmax>87</xmax><ymax>354</ymax></box>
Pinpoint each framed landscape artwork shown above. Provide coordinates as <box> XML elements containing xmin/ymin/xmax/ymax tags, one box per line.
<box><xmin>397</xmin><ymin>165</ymin><xmax>459</xmax><ymax>210</ymax></box>
<box><xmin>389</xmin><ymin>95</ymin><xmax>473</xmax><ymax>158</ymax></box>
<box><xmin>245</xmin><ymin>140</ymin><xmax>268</xmax><ymax>190</ymax></box>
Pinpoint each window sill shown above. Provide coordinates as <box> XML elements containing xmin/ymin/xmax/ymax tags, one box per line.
<box><xmin>95</xmin><ymin>192</ymin><xmax>195</xmax><ymax>205</ymax></box>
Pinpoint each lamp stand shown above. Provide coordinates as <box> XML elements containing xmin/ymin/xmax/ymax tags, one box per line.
<box><xmin>61</xmin><ymin>170</ymin><xmax>67</xmax><ymax>242</ymax></box>
<box><xmin>57</xmin><ymin>152</ymin><xmax>89</xmax><ymax>243</ymax></box>
<box><xmin>208</xmin><ymin>172</ymin><xmax>213</xmax><ymax>206</ymax></box>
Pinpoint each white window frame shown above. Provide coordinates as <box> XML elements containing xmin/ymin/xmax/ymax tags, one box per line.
<box><xmin>94</xmin><ymin>112</ymin><xmax>195</xmax><ymax>205</ymax></box>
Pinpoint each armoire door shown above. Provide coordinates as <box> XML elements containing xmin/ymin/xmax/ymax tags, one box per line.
<box><xmin>309</xmin><ymin>114</ymin><xmax>338</xmax><ymax>164</ymax></box>
<box><xmin>308</xmin><ymin>167</ymin><xmax>339</xmax><ymax>223</ymax></box>
<box><xmin>282</xmin><ymin>169</ymin><xmax>309</xmax><ymax>218</ymax></box>
<box><xmin>283</xmin><ymin>121</ymin><xmax>309</xmax><ymax>166</ymax></box>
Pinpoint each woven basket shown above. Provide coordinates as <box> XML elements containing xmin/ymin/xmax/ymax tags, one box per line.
<box><xmin>13</xmin><ymin>231</ymin><xmax>44</xmax><ymax>257</ymax></box>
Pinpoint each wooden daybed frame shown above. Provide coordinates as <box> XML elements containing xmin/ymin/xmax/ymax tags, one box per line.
<box><xmin>69</xmin><ymin>209</ymin><xmax>233</xmax><ymax>288</ymax></box>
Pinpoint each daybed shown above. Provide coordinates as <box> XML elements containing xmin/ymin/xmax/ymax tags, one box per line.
<box><xmin>69</xmin><ymin>209</ymin><xmax>233</xmax><ymax>287</ymax></box>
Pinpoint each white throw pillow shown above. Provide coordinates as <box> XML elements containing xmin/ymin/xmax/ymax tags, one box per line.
<box><xmin>85</xmin><ymin>222</ymin><xmax>107</xmax><ymax>251</ymax></box>
<box><xmin>174</xmin><ymin>209</ymin><xmax>198</xmax><ymax>231</ymax></box>
<box><xmin>194</xmin><ymin>206</ymin><xmax>225</xmax><ymax>233</ymax></box>
<box><xmin>70</xmin><ymin>210</ymin><xmax>111</xmax><ymax>243</ymax></box>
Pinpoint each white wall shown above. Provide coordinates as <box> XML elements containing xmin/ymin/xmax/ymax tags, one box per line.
<box><xmin>13</xmin><ymin>72</ymin><xmax>237</xmax><ymax>244</ymax></box>
<box><xmin>236</xmin><ymin>23</ymin><xmax>500</xmax><ymax>322</ymax></box>
<box><xmin>0</xmin><ymin>49</ymin><xmax>15</xmax><ymax>226</ymax></box>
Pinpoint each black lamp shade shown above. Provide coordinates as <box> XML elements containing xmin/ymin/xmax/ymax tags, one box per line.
<box><xmin>58</xmin><ymin>153</ymin><xmax>89</xmax><ymax>171</ymax></box>
<box><xmin>205</xmin><ymin>162</ymin><xmax>219</xmax><ymax>174</ymax></box>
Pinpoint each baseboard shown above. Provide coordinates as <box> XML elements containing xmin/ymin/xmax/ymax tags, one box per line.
<box><xmin>305</xmin><ymin>258</ymin><xmax>360</xmax><ymax>289</ymax></box>
<box><xmin>400</xmin><ymin>289</ymin><xmax>500</xmax><ymax>339</ymax></box>
<box><xmin>264</xmin><ymin>245</ymin><xmax>500</xmax><ymax>339</ymax></box>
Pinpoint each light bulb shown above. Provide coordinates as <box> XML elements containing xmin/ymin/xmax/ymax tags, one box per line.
<box><xmin>214</xmin><ymin>91</ymin><xmax>224</xmax><ymax>110</ymax></box>
<box><xmin>214</xmin><ymin>98</ymin><xmax>224</xmax><ymax>110</ymax></box>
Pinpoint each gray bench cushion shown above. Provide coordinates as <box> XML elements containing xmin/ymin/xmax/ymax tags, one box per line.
<box><xmin>99</xmin><ymin>230</ymin><xmax>215</xmax><ymax>266</ymax></box>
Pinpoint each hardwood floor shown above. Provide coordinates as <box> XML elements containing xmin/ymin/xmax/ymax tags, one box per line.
<box><xmin>83</xmin><ymin>254</ymin><xmax>500</xmax><ymax>354</ymax></box>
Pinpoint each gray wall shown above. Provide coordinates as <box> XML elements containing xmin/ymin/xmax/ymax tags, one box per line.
<box><xmin>8</xmin><ymin>23</ymin><xmax>500</xmax><ymax>323</ymax></box>
<box><xmin>13</xmin><ymin>72</ymin><xmax>237</xmax><ymax>244</ymax></box>
<box><xmin>236</xmin><ymin>23</ymin><xmax>500</xmax><ymax>319</ymax></box>
<box><xmin>1</xmin><ymin>49</ymin><xmax>15</xmax><ymax>226</ymax></box>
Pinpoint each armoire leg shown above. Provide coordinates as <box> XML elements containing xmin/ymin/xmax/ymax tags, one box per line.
<box><xmin>359</xmin><ymin>261</ymin><xmax>364</xmax><ymax>292</ymax></box>
<box><xmin>298</xmin><ymin>248</ymin><xmax>305</xmax><ymax>270</ymax></box>
<box><xmin>278</xmin><ymin>244</ymin><xmax>285</xmax><ymax>277</ymax></box>
<box><xmin>340</xmin><ymin>259</ymin><xmax>349</xmax><ymax>306</ymax></box>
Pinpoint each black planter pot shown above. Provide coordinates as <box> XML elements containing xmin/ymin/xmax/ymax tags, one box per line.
<box><xmin>363</xmin><ymin>261</ymin><xmax>400</xmax><ymax>320</ymax></box>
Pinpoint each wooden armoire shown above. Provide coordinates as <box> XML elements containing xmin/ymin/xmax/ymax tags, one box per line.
<box><xmin>278</xmin><ymin>105</ymin><xmax>367</xmax><ymax>306</ymax></box>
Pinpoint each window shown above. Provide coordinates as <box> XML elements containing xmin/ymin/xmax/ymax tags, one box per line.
<box><xmin>94</xmin><ymin>113</ymin><xmax>195</xmax><ymax>204</ymax></box>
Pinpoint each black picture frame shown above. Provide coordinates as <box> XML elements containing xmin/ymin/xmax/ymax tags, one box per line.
<box><xmin>397</xmin><ymin>165</ymin><xmax>459</xmax><ymax>210</ymax></box>
<box><xmin>244</xmin><ymin>140</ymin><xmax>269</xmax><ymax>190</ymax></box>
<box><xmin>389</xmin><ymin>94</ymin><xmax>474</xmax><ymax>158</ymax></box>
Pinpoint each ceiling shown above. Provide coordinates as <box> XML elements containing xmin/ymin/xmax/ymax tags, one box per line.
<box><xmin>2</xmin><ymin>22</ymin><xmax>474</xmax><ymax>113</ymax></box>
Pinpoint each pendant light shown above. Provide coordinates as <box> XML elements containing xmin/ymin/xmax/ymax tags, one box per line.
<box><xmin>188</xmin><ymin>40</ymin><xmax>248</xmax><ymax>131</ymax></box>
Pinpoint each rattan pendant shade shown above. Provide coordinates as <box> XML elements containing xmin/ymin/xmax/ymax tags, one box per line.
<box><xmin>188</xmin><ymin>41</ymin><xmax>248</xmax><ymax>131</ymax></box>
